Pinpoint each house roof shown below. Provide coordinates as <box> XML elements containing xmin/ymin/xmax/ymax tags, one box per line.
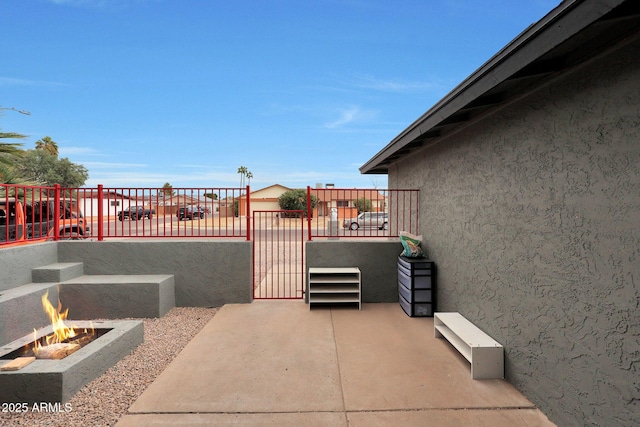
<box><xmin>360</xmin><ymin>0</ymin><xmax>640</xmax><ymax>175</ymax></box>
<box><xmin>309</xmin><ymin>188</ymin><xmax>386</xmax><ymax>201</ymax></box>
<box><xmin>80</xmin><ymin>190</ymin><xmax>131</xmax><ymax>199</ymax></box>
<box><xmin>249</xmin><ymin>184</ymin><xmax>292</xmax><ymax>196</ymax></box>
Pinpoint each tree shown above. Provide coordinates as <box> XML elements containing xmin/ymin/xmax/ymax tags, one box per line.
<box><xmin>15</xmin><ymin>150</ymin><xmax>88</xmax><ymax>187</ymax></box>
<box><xmin>51</xmin><ymin>157</ymin><xmax>89</xmax><ymax>188</ymax></box>
<box><xmin>162</xmin><ymin>182</ymin><xmax>174</xmax><ymax>196</ymax></box>
<box><xmin>0</xmin><ymin>163</ymin><xmax>29</xmax><ymax>185</ymax></box>
<box><xmin>35</xmin><ymin>136</ymin><xmax>59</xmax><ymax>157</ymax></box>
<box><xmin>0</xmin><ymin>131</ymin><xmax>26</xmax><ymax>166</ymax></box>
<box><xmin>0</xmin><ymin>107</ymin><xmax>29</xmax><ymax>183</ymax></box>
<box><xmin>278</xmin><ymin>189</ymin><xmax>317</xmax><ymax>217</ymax></box>
<box><xmin>355</xmin><ymin>197</ymin><xmax>372</xmax><ymax>213</ymax></box>
<box><xmin>0</xmin><ymin>130</ymin><xmax>27</xmax><ymax>183</ymax></box>
<box><xmin>237</xmin><ymin>166</ymin><xmax>248</xmax><ymax>188</ymax></box>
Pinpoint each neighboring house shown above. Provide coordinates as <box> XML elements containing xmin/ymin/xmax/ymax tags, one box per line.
<box><xmin>309</xmin><ymin>185</ymin><xmax>387</xmax><ymax>219</ymax></box>
<box><xmin>360</xmin><ymin>1</ymin><xmax>639</xmax><ymax>426</ymax></box>
<box><xmin>238</xmin><ymin>184</ymin><xmax>291</xmax><ymax>217</ymax></box>
<box><xmin>157</xmin><ymin>194</ymin><xmax>217</xmax><ymax>216</ymax></box>
<box><xmin>238</xmin><ymin>184</ymin><xmax>389</xmax><ymax>220</ymax></box>
<box><xmin>78</xmin><ymin>190</ymin><xmax>133</xmax><ymax>218</ymax></box>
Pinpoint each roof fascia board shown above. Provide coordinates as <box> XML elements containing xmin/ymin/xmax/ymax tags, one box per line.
<box><xmin>360</xmin><ymin>0</ymin><xmax>628</xmax><ymax>174</ymax></box>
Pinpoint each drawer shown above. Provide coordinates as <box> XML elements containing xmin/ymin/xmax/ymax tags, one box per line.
<box><xmin>399</xmin><ymin>294</ymin><xmax>434</xmax><ymax>317</ymax></box>
<box><xmin>398</xmin><ymin>262</ymin><xmax>412</xmax><ymax>277</ymax></box>
<box><xmin>398</xmin><ymin>268</ymin><xmax>411</xmax><ymax>288</ymax></box>
<box><xmin>398</xmin><ymin>256</ymin><xmax>432</xmax><ymax>271</ymax></box>
<box><xmin>398</xmin><ymin>269</ymin><xmax>432</xmax><ymax>289</ymax></box>
<box><xmin>398</xmin><ymin>261</ymin><xmax>432</xmax><ymax>277</ymax></box>
<box><xmin>398</xmin><ymin>282</ymin><xmax>432</xmax><ymax>303</ymax></box>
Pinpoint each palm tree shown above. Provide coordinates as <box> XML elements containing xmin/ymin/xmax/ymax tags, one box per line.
<box><xmin>1</xmin><ymin>107</ymin><xmax>29</xmax><ymax>184</ymax></box>
<box><xmin>0</xmin><ymin>131</ymin><xmax>26</xmax><ymax>176</ymax></box>
<box><xmin>237</xmin><ymin>166</ymin><xmax>248</xmax><ymax>188</ymax></box>
<box><xmin>0</xmin><ymin>163</ymin><xmax>29</xmax><ymax>185</ymax></box>
<box><xmin>35</xmin><ymin>136</ymin><xmax>59</xmax><ymax>157</ymax></box>
<box><xmin>0</xmin><ymin>131</ymin><xmax>25</xmax><ymax>157</ymax></box>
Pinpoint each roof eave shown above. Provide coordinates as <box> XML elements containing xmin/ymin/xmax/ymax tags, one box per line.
<box><xmin>360</xmin><ymin>0</ymin><xmax>632</xmax><ymax>175</ymax></box>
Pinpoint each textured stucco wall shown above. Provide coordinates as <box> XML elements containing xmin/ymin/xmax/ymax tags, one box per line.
<box><xmin>390</xmin><ymin>36</ymin><xmax>640</xmax><ymax>425</ymax></box>
<box><xmin>0</xmin><ymin>242</ymin><xmax>58</xmax><ymax>292</ymax></box>
<box><xmin>306</xmin><ymin>240</ymin><xmax>401</xmax><ymax>303</ymax></box>
<box><xmin>57</xmin><ymin>240</ymin><xmax>252</xmax><ymax>307</ymax></box>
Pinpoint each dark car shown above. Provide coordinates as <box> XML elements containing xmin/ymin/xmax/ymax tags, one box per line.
<box><xmin>118</xmin><ymin>206</ymin><xmax>154</xmax><ymax>221</ymax></box>
<box><xmin>177</xmin><ymin>206</ymin><xmax>204</xmax><ymax>221</ymax></box>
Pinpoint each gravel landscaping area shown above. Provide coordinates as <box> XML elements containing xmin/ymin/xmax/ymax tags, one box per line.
<box><xmin>0</xmin><ymin>306</ymin><xmax>219</xmax><ymax>427</ymax></box>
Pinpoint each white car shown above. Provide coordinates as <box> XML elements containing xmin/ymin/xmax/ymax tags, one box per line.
<box><xmin>343</xmin><ymin>212</ymin><xmax>389</xmax><ymax>230</ymax></box>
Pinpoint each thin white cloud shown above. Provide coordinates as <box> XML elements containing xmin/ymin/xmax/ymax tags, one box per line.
<box><xmin>58</xmin><ymin>146</ymin><xmax>100</xmax><ymax>156</ymax></box>
<box><xmin>82</xmin><ymin>161</ymin><xmax>148</xmax><ymax>169</ymax></box>
<box><xmin>0</xmin><ymin>77</ymin><xmax>68</xmax><ymax>88</ymax></box>
<box><xmin>351</xmin><ymin>74</ymin><xmax>441</xmax><ymax>93</ymax></box>
<box><xmin>176</xmin><ymin>164</ymin><xmax>214</xmax><ymax>169</ymax></box>
<box><xmin>46</xmin><ymin>0</ymin><xmax>157</xmax><ymax>8</ymax></box>
<box><xmin>324</xmin><ymin>106</ymin><xmax>377</xmax><ymax>129</ymax></box>
<box><xmin>47</xmin><ymin>0</ymin><xmax>109</xmax><ymax>6</ymax></box>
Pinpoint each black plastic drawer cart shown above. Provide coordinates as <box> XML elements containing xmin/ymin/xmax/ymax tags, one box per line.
<box><xmin>398</xmin><ymin>255</ymin><xmax>436</xmax><ymax>317</ymax></box>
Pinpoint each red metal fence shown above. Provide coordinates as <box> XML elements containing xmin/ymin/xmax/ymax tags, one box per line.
<box><xmin>70</xmin><ymin>186</ymin><xmax>249</xmax><ymax>240</ymax></box>
<box><xmin>306</xmin><ymin>187</ymin><xmax>419</xmax><ymax>239</ymax></box>
<box><xmin>252</xmin><ymin>210</ymin><xmax>305</xmax><ymax>299</ymax></box>
<box><xmin>1</xmin><ymin>184</ymin><xmax>419</xmax><ymax>246</ymax></box>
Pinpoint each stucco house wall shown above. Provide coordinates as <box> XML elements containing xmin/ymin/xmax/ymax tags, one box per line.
<box><xmin>389</xmin><ymin>33</ymin><xmax>639</xmax><ymax>425</ymax></box>
<box><xmin>78</xmin><ymin>191</ymin><xmax>132</xmax><ymax>218</ymax></box>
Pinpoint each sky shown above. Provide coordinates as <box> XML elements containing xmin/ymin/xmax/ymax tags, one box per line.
<box><xmin>1</xmin><ymin>0</ymin><xmax>560</xmax><ymax>190</ymax></box>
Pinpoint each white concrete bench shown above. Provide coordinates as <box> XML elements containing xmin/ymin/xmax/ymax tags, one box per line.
<box><xmin>434</xmin><ymin>312</ymin><xmax>504</xmax><ymax>379</ymax></box>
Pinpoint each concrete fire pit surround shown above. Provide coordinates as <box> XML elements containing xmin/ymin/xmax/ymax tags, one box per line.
<box><xmin>0</xmin><ymin>319</ymin><xmax>143</xmax><ymax>404</ymax></box>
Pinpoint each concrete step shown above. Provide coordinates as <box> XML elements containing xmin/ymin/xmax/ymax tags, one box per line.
<box><xmin>60</xmin><ymin>274</ymin><xmax>175</xmax><ymax>320</ymax></box>
<box><xmin>0</xmin><ymin>283</ymin><xmax>60</xmax><ymax>346</ymax></box>
<box><xmin>0</xmin><ymin>272</ymin><xmax>175</xmax><ymax>346</ymax></box>
<box><xmin>32</xmin><ymin>262</ymin><xmax>84</xmax><ymax>283</ymax></box>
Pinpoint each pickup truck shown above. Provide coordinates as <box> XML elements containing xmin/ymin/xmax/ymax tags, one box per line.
<box><xmin>176</xmin><ymin>206</ymin><xmax>205</xmax><ymax>221</ymax></box>
<box><xmin>0</xmin><ymin>198</ymin><xmax>91</xmax><ymax>242</ymax></box>
<box><xmin>117</xmin><ymin>206</ymin><xmax>155</xmax><ymax>221</ymax></box>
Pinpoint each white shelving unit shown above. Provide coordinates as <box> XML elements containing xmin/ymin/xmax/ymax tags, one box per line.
<box><xmin>308</xmin><ymin>267</ymin><xmax>361</xmax><ymax>310</ymax></box>
<box><xmin>434</xmin><ymin>312</ymin><xmax>504</xmax><ymax>379</ymax></box>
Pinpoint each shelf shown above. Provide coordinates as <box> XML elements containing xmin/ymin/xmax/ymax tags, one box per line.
<box><xmin>308</xmin><ymin>267</ymin><xmax>361</xmax><ymax>310</ymax></box>
<box><xmin>434</xmin><ymin>312</ymin><xmax>504</xmax><ymax>379</ymax></box>
<box><xmin>309</xmin><ymin>285</ymin><xmax>359</xmax><ymax>293</ymax></box>
<box><xmin>308</xmin><ymin>275</ymin><xmax>360</xmax><ymax>284</ymax></box>
<box><xmin>434</xmin><ymin>324</ymin><xmax>472</xmax><ymax>362</ymax></box>
<box><xmin>308</xmin><ymin>294</ymin><xmax>360</xmax><ymax>303</ymax></box>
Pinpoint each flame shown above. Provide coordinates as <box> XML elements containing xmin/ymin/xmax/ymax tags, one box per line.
<box><xmin>33</xmin><ymin>291</ymin><xmax>94</xmax><ymax>356</ymax></box>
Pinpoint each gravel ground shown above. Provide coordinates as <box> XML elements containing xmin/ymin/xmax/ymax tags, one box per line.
<box><xmin>0</xmin><ymin>307</ymin><xmax>219</xmax><ymax>427</ymax></box>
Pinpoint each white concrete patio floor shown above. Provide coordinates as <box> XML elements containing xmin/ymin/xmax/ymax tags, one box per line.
<box><xmin>115</xmin><ymin>302</ymin><xmax>556</xmax><ymax>426</ymax></box>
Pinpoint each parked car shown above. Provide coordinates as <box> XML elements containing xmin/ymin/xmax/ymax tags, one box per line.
<box><xmin>177</xmin><ymin>206</ymin><xmax>204</xmax><ymax>221</ymax></box>
<box><xmin>0</xmin><ymin>198</ymin><xmax>90</xmax><ymax>241</ymax></box>
<box><xmin>343</xmin><ymin>212</ymin><xmax>389</xmax><ymax>230</ymax></box>
<box><xmin>118</xmin><ymin>206</ymin><xmax>154</xmax><ymax>221</ymax></box>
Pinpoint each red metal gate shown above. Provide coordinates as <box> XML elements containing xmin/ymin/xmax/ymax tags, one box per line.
<box><xmin>252</xmin><ymin>210</ymin><xmax>305</xmax><ymax>299</ymax></box>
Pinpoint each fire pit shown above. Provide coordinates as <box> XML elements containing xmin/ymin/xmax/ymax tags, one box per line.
<box><xmin>0</xmin><ymin>291</ymin><xmax>143</xmax><ymax>404</ymax></box>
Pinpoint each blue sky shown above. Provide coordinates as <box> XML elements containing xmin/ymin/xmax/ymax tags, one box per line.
<box><xmin>1</xmin><ymin>0</ymin><xmax>559</xmax><ymax>190</ymax></box>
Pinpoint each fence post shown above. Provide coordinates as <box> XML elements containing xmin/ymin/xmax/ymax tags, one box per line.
<box><xmin>306</xmin><ymin>186</ymin><xmax>312</xmax><ymax>241</ymax></box>
<box><xmin>245</xmin><ymin>185</ymin><xmax>251</xmax><ymax>241</ymax></box>
<box><xmin>53</xmin><ymin>184</ymin><xmax>61</xmax><ymax>241</ymax></box>
<box><xmin>97</xmin><ymin>185</ymin><xmax>104</xmax><ymax>241</ymax></box>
